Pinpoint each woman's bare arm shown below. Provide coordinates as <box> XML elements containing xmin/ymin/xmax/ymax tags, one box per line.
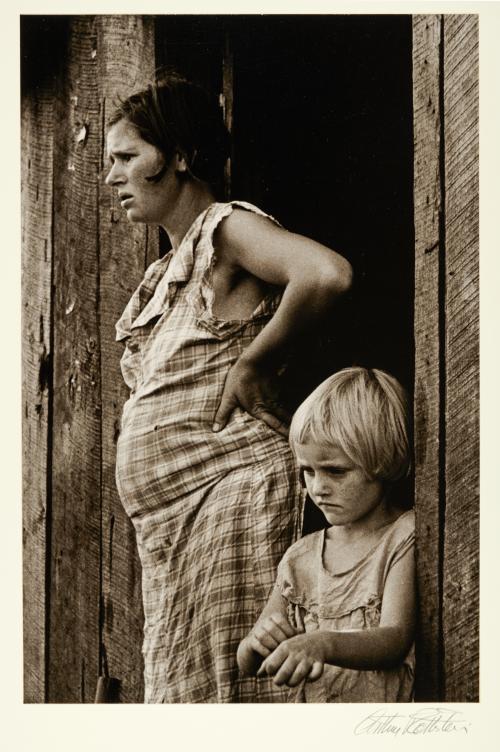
<box><xmin>213</xmin><ymin>210</ymin><xmax>353</xmax><ymax>433</ymax></box>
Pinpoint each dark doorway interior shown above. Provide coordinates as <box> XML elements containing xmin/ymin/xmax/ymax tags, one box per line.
<box><xmin>231</xmin><ymin>15</ymin><xmax>414</xmax><ymax>386</ymax></box>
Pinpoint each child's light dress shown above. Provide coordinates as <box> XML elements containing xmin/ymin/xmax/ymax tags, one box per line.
<box><xmin>115</xmin><ymin>201</ymin><xmax>304</xmax><ymax>703</ymax></box>
<box><xmin>276</xmin><ymin>509</ymin><xmax>415</xmax><ymax>702</ymax></box>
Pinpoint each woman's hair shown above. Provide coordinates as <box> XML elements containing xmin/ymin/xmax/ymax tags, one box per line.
<box><xmin>289</xmin><ymin>367</ymin><xmax>411</xmax><ymax>483</ymax></box>
<box><xmin>108</xmin><ymin>70</ymin><xmax>230</xmax><ymax>186</ymax></box>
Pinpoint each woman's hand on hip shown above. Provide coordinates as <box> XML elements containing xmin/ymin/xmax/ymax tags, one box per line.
<box><xmin>212</xmin><ymin>357</ymin><xmax>290</xmax><ymax>436</ymax></box>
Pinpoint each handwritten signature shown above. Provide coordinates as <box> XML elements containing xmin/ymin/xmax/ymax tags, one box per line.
<box><xmin>354</xmin><ymin>707</ymin><xmax>471</xmax><ymax>736</ymax></box>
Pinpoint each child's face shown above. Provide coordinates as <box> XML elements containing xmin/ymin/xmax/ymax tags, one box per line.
<box><xmin>295</xmin><ymin>441</ymin><xmax>385</xmax><ymax>528</ymax></box>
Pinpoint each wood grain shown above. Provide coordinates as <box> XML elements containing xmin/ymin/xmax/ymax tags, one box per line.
<box><xmin>442</xmin><ymin>14</ymin><xmax>479</xmax><ymax>702</ymax></box>
<box><xmin>96</xmin><ymin>15</ymin><xmax>158</xmax><ymax>703</ymax></box>
<box><xmin>412</xmin><ymin>14</ymin><xmax>443</xmax><ymax>700</ymax></box>
<box><xmin>222</xmin><ymin>30</ymin><xmax>234</xmax><ymax>200</ymax></box>
<box><xmin>49</xmin><ymin>17</ymin><xmax>102</xmax><ymax>702</ymax></box>
<box><xmin>21</xmin><ymin>84</ymin><xmax>54</xmax><ymax>704</ymax></box>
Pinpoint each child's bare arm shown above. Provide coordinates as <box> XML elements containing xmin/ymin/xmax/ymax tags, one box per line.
<box><xmin>237</xmin><ymin>585</ymin><xmax>298</xmax><ymax>677</ymax></box>
<box><xmin>213</xmin><ymin>210</ymin><xmax>353</xmax><ymax>435</ymax></box>
<box><xmin>258</xmin><ymin>547</ymin><xmax>415</xmax><ymax>687</ymax></box>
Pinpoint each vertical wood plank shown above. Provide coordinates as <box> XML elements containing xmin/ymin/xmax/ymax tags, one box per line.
<box><xmin>442</xmin><ymin>14</ymin><xmax>479</xmax><ymax>702</ymax></box>
<box><xmin>412</xmin><ymin>14</ymin><xmax>443</xmax><ymax>700</ymax></box>
<box><xmin>21</xmin><ymin>85</ymin><xmax>54</xmax><ymax>704</ymax></box>
<box><xmin>96</xmin><ymin>14</ymin><xmax>158</xmax><ymax>703</ymax></box>
<box><xmin>222</xmin><ymin>30</ymin><xmax>234</xmax><ymax>200</ymax></box>
<box><xmin>49</xmin><ymin>16</ymin><xmax>102</xmax><ymax>702</ymax></box>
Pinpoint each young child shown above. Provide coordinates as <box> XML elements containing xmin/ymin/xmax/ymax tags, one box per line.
<box><xmin>237</xmin><ymin>367</ymin><xmax>415</xmax><ymax>702</ymax></box>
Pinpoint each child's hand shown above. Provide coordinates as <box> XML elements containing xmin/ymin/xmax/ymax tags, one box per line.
<box><xmin>213</xmin><ymin>358</ymin><xmax>290</xmax><ymax>437</ymax></box>
<box><xmin>248</xmin><ymin>613</ymin><xmax>298</xmax><ymax>659</ymax></box>
<box><xmin>257</xmin><ymin>633</ymin><xmax>326</xmax><ymax>687</ymax></box>
<box><xmin>237</xmin><ymin>613</ymin><xmax>298</xmax><ymax>676</ymax></box>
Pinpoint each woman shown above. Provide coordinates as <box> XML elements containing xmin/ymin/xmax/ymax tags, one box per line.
<box><xmin>105</xmin><ymin>72</ymin><xmax>352</xmax><ymax>702</ymax></box>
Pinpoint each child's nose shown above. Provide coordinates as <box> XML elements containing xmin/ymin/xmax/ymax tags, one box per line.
<box><xmin>312</xmin><ymin>471</ymin><xmax>329</xmax><ymax>495</ymax></box>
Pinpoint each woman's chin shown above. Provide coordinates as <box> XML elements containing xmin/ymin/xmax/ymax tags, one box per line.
<box><xmin>125</xmin><ymin>209</ymin><xmax>144</xmax><ymax>223</ymax></box>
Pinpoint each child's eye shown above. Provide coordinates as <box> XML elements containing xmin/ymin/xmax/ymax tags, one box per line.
<box><xmin>325</xmin><ymin>467</ymin><xmax>346</xmax><ymax>476</ymax></box>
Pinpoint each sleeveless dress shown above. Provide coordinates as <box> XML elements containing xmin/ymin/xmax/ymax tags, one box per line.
<box><xmin>276</xmin><ymin>509</ymin><xmax>415</xmax><ymax>702</ymax></box>
<box><xmin>115</xmin><ymin>201</ymin><xmax>304</xmax><ymax>703</ymax></box>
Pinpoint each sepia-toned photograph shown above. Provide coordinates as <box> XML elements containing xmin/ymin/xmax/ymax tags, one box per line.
<box><xmin>21</xmin><ymin>11</ymin><xmax>478</xmax><ymax>708</ymax></box>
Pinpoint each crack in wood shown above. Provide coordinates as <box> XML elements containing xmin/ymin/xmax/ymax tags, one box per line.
<box><xmin>38</xmin><ymin>348</ymin><xmax>52</xmax><ymax>393</ymax></box>
<box><xmin>424</xmin><ymin>241</ymin><xmax>439</xmax><ymax>254</ymax></box>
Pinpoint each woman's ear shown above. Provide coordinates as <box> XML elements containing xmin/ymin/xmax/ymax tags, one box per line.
<box><xmin>174</xmin><ymin>152</ymin><xmax>189</xmax><ymax>174</ymax></box>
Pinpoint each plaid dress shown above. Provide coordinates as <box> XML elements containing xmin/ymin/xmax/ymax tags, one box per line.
<box><xmin>115</xmin><ymin>201</ymin><xmax>304</xmax><ymax>702</ymax></box>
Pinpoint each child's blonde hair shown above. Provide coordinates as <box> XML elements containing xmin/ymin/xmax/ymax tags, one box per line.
<box><xmin>289</xmin><ymin>367</ymin><xmax>410</xmax><ymax>482</ymax></box>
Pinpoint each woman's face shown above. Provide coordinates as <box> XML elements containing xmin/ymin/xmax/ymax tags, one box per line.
<box><xmin>105</xmin><ymin>119</ymin><xmax>177</xmax><ymax>225</ymax></box>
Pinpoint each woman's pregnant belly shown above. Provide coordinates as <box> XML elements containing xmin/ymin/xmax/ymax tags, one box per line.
<box><xmin>115</xmin><ymin>393</ymin><xmax>290</xmax><ymax>517</ymax></box>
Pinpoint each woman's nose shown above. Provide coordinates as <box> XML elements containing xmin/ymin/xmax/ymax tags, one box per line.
<box><xmin>105</xmin><ymin>162</ymin><xmax>123</xmax><ymax>186</ymax></box>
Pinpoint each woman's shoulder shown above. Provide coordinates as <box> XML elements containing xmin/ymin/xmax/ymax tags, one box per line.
<box><xmin>211</xmin><ymin>200</ymin><xmax>281</xmax><ymax>225</ymax></box>
<box><xmin>204</xmin><ymin>202</ymin><xmax>291</xmax><ymax>280</ymax></box>
<box><xmin>204</xmin><ymin>199</ymin><xmax>281</xmax><ymax>240</ymax></box>
<box><xmin>207</xmin><ymin>201</ymin><xmax>283</xmax><ymax>252</ymax></box>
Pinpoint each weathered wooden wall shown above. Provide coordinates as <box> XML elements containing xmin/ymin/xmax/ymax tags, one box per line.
<box><xmin>413</xmin><ymin>15</ymin><xmax>443</xmax><ymax>700</ymax></box>
<box><xmin>413</xmin><ymin>14</ymin><xmax>479</xmax><ymax>701</ymax></box>
<box><xmin>22</xmin><ymin>14</ymin><xmax>478</xmax><ymax>702</ymax></box>
<box><xmin>22</xmin><ymin>15</ymin><xmax>158</xmax><ymax>703</ymax></box>
<box><xmin>21</xmin><ymin>36</ymin><xmax>55</xmax><ymax>705</ymax></box>
<box><xmin>441</xmin><ymin>14</ymin><xmax>479</xmax><ymax>702</ymax></box>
